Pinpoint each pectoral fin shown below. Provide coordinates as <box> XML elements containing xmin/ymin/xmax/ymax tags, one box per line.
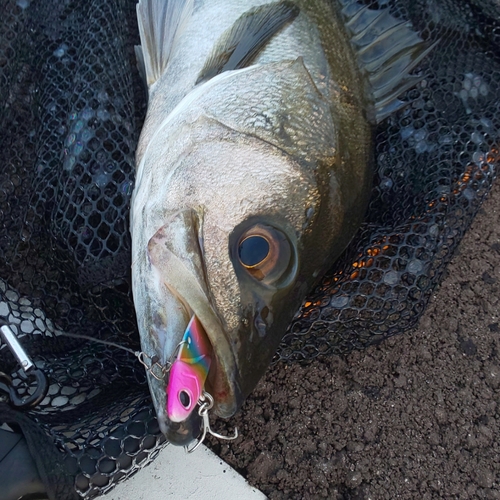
<box><xmin>196</xmin><ymin>1</ymin><xmax>299</xmax><ymax>84</ymax></box>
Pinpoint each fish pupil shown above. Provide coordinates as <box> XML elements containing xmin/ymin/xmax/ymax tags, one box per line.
<box><xmin>179</xmin><ymin>390</ymin><xmax>191</xmax><ymax>408</ymax></box>
<box><xmin>239</xmin><ymin>235</ymin><xmax>270</xmax><ymax>267</ymax></box>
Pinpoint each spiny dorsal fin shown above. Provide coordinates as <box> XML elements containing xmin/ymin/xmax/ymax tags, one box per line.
<box><xmin>339</xmin><ymin>0</ymin><xmax>437</xmax><ymax>123</ymax></box>
<box><xmin>196</xmin><ymin>1</ymin><xmax>299</xmax><ymax>85</ymax></box>
<box><xmin>136</xmin><ymin>0</ymin><xmax>194</xmax><ymax>87</ymax></box>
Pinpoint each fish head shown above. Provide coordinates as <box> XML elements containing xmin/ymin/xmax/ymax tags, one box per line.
<box><xmin>133</xmin><ymin>119</ymin><xmax>343</xmax><ymax>443</ymax></box>
<box><xmin>131</xmin><ymin>62</ymin><xmax>370</xmax><ymax>444</ymax></box>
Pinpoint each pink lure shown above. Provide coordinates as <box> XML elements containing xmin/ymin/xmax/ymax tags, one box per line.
<box><xmin>166</xmin><ymin>315</ymin><xmax>212</xmax><ymax>423</ymax></box>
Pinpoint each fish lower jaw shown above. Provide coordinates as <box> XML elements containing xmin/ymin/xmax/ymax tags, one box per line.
<box><xmin>158</xmin><ymin>406</ymin><xmax>203</xmax><ymax>446</ymax></box>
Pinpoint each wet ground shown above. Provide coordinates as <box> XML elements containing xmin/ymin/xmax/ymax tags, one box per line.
<box><xmin>207</xmin><ymin>179</ymin><xmax>500</xmax><ymax>499</ymax></box>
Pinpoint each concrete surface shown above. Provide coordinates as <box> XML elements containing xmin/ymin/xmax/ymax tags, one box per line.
<box><xmin>102</xmin><ymin>444</ymin><xmax>267</xmax><ymax>500</ymax></box>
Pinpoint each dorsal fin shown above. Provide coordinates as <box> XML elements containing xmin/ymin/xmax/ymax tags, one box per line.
<box><xmin>196</xmin><ymin>1</ymin><xmax>299</xmax><ymax>85</ymax></box>
<box><xmin>136</xmin><ymin>0</ymin><xmax>194</xmax><ymax>87</ymax></box>
<box><xmin>339</xmin><ymin>0</ymin><xmax>437</xmax><ymax>123</ymax></box>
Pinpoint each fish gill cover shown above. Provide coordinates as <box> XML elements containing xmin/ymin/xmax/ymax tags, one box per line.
<box><xmin>0</xmin><ymin>0</ymin><xmax>499</xmax><ymax>497</ymax></box>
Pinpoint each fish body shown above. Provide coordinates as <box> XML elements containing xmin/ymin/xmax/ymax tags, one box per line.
<box><xmin>131</xmin><ymin>0</ymin><xmax>431</xmax><ymax>444</ymax></box>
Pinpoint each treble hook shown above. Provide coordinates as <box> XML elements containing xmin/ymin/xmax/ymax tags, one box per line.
<box><xmin>186</xmin><ymin>391</ymin><xmax>238</xmax><ymax>453</ymax></box>
<box><xmin>0</xmin><ymin>325</ymin><xmax>48</xmax><ymax>409</ymax></box>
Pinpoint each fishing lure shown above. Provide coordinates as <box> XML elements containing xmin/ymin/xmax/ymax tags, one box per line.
<box><xmin>58</xmin><ymin>315</ymin><xmax>237</xmax><ymax>448</ymax></box>
<box><xmin>167</xmin><ymin>315</ymin><xmax>212</xmax><ymax>423</ymax></box>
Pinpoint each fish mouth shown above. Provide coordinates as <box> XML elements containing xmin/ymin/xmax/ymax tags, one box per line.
<box><xmin>166</xmin><ymin>293</ymin><xmax>239</xmax><ymax>419</ymax></box>
<box><xmin>145</xmin><ymin>210</ymin><xmax>240</xmax><ymax>444</ymax></box>
<box><xmin>159</xmin><ymin>283</ymin><xmax>239</xmax><ymax>446</ymax></box>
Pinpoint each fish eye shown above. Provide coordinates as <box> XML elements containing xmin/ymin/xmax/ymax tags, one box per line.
<box><xmin>238</xmin><ymin>235</ymin><xmax>270</xmax><ymax>267</ymax></box>
<box><xmin>236</xmin><ymin>224</ymin><xmax>293</xmax><ymax>285</ymax></box>
<box><xmin>179</xmin><ymin>390</ymin><xmax>191</xmax><ymax>408</ymax></box>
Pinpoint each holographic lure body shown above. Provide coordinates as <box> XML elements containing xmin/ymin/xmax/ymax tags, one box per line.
<box><xmin>167</xmin><ymin>315</ymin><xmax>212</xmax><ymax>422</ymax></box>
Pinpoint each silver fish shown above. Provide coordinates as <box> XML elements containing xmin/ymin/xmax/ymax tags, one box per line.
<box><xmin>131</xmin><ymin>0</ymin><xmax>433</xmax><ymax>444</ymax></box>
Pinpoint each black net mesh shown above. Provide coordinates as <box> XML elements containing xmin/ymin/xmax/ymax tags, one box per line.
<box><xmin>0</xmin><ymin>0</ymin><xmax>499</xmax><ymax>497</ymax></box>
<box><xmin>280</xmin><ymin>0</ymin><xmax>500</xmax><ymax>361</ymax></box>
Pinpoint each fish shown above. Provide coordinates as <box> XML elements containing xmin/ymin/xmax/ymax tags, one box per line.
<box><xmin>130</xmin><ymin>0</ymin><xmax>434</xmax><ymax>445</ymax></box>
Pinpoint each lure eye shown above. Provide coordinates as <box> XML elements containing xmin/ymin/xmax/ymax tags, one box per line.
<box><xmin>235</xmin><ymin>224</ymin><xmax>293</xmax><ymax>285</ymax></box>
<box><xmin>179</xmin><ymin>390</ymin><xmax>191</xmax><ymax>409</ymax></box>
